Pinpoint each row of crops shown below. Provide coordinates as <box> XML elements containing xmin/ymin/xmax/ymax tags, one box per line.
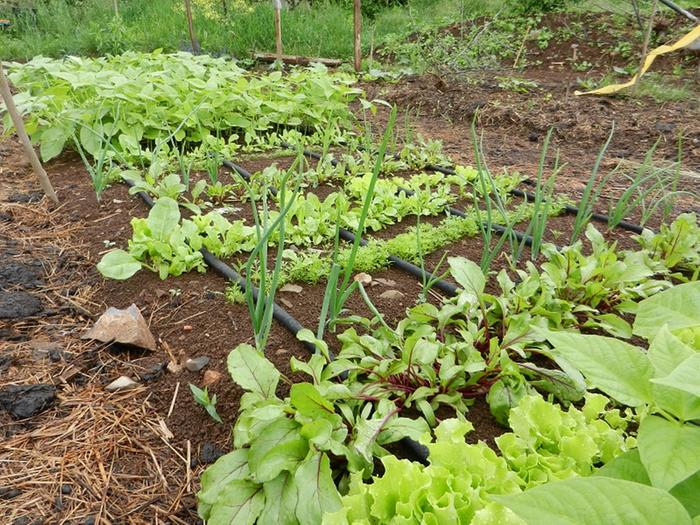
<box><xmin>5</xmin><ymin>52</ymin><xmax>700</xmax><ymax>524</ymax></box>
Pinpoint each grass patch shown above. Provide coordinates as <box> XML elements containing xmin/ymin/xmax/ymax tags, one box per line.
<box><xmin>0</xmin><ymin>0</ymin><xmax>504</xmax><ymax>61</ymax></box>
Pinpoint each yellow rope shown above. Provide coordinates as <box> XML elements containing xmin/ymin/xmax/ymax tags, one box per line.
<box><xmin>575</xmin><ymin>24</ymin><xmax>700</xmax><ymax>96</ymax></box>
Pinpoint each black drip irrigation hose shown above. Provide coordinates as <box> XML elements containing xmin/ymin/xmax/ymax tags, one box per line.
<box><xmin>124</xmin><ymin>179</ymin><xmax>316</xmax><ymax>356</ymax></box>
<box><xmin>425</xmin><ymin>163</ymin><xmax>647</xmax><ymax>235</ymax></box>
<box><xmin>222</xmin><ymin>159</ymin><xmax>460</xmax><ymax>297</ymax></box>
<box><xmin>126</xmin><ymin>178</ymin><xmax>431</xmax><ymax>462</ymax></box>
<box><xmin>283</xmin><ymin>143</ymin><xmax>537</xmax><ymax>247</ymax></box>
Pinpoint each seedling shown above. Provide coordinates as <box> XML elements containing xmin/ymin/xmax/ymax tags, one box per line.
<box><xmin>189</xmin><ymin>384</ymin><xmax>222</xmax><ymax>424</ymax></box>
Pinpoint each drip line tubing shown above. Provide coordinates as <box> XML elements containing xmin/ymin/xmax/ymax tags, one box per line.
<box><xmin>282</xmin><ymin>144</ymin><xmax>537</xmax><ymax>246</ymax></box>
<box><xmin>124</xmin><ymin>179</ymin><xmax>318</xmax><ymax>355</ymax></box>
<box><xmin>126</xmin><ymin>178</ymin><xmax>430</xmax><ymax>461</ymax></box>
<box><xmin>424</xmin><ymin>163</ymin><xmax>646</xmax><ymax>235</ymax></box>
<box><xmin>222</xmin><ymin>159</ymin><xmax>460</xmax><ymax>297</ymax></box>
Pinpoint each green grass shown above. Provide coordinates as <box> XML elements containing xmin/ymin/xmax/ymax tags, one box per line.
<box><xmin>0</xmin><ymin>0</ymin><xmax>497</xmax><ymax>61</ymax></box>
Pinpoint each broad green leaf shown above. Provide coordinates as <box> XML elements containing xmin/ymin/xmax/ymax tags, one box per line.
<box><xmin>670</xmin><ymin>471</ymin><xmax>700</xmax><ymax>519</ymax></box>
<box><xmin>227</xmin><ymin>344</ymin><xmax>280</xmax><ymax>399</ymax></box>
<box><xmin>487</xmin><ymin>378</ymin><xmax>529</xmax><ymax>427</ymax></box>
<box><xmin>648</xmin><ymin>328</ymin><xmax>700</xmax><ymax>421</ymax></box>
<box><xmin>40</xmin><ymin>126</ymin><xmax>69</xmax><ymax>161</ymax></box>
<box><xmin>79</xmin><ymin>125</ymin><xmax>102</xmax><ymax>157</ymax></box>
<box><xmin>208</xmin><ymin>480</ymin><xmax>265</xmax><ymax>525</ymax></box>
<box><xmin>96</xmin><ymin>249</ymin><xmax>141</xmax><ymax>280</ymax></box>
<box><xmin>290</xmin><ymin>383</ymin><xmax>336</xmax><ymax>420</ymax></box>
<box><xmin>294</xmin><ymin>452</ymin><xmax>342</xmax><ymax>524</ymax></box>
<box><xmin>147</xmin><ymin>197</ymin><xmax>181</xmax><ymax>242</ymax></box>
<box><xmin>258</xmin><ymin>471</ymin><xmax>298</xmax><ymax>525</ymax></box>
<box><xmin>378</xmin><ymin>416</ymin><xmax>430</xmax><ymax>445</ymax></box>
<box><xmin>638</xmin><ymin>415</ymin><xmax>700</xmax><ymax>490</ymax></box>
<box><xmin>198</xmin><ymin>450</ymin><xmax>251</xmax><ymax>514</ymax></box>
<box><xmin>249</xmin><ymin>417</ymin><xmax>306</xmax><ymax>482</ymax></box>
<box><xmin>634</xmin><ymin>282</ymin><xmax>700</xmax><ymax>340</ymax></box>
<box><xmin>651</xmin><ymin>353</ymin><xmax>700</xmax><ymax>399</ymax></box>
<box><xmin>546</xmin><ymin>331</ymin><xmax>653</xmax><ymax>407</ymax></box>
<box><xmin>448</xmin><ymin>257</ymin><xmax>485</xmax><ymax>297</ymax></box>
<box><xmin>594</xmin><ymin>449</ymin><xmax>650</xmax><ymax>485</ymax></box>
<box><xmin>494</xmin><ymin>476</ymin><xmax>691</xmax><ymax>525</ymax></box>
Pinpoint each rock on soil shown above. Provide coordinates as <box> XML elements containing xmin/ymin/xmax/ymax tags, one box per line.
<box><xmin>0</xmin><ymin>384</ymin><xmax>56</xmax><ymax>419</ymax></box>
<box><xmin>0</xmin><ymin>261</ymin><xmax>44</xmax><ymax>289</ymax></box>
<box><xmin>105</xmin><ymin>376</ymin><xmax>139</xmax><ymax>392</ymax></box>
<box><xmin>82</xmin><ymin>304</ymin><xmax>157</xmax><ymax>351</ymax></box>
<box><xmin>0</xmin><ymin>291</ymin><xmax>43</xmax><ymax>319</ymax></box>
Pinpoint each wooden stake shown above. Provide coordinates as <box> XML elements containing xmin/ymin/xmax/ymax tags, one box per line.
<box><xmin>113</xmin><ymin>0</ymin><xmax>120</xmax><ymax>18</ymax></box>
<box><xmin>184</xmin><ymin>0</ymin><xmax>201</xmax><ymax>54</ymax></box>
<box><xmin>0</xmin><ymin>62</ymin><xmax>58</xmax><ymax>204</ymax></box>
<box><xmin>634</xmin><ymin>0</ymin><xmax>658</xmax><ymax>91</ymax></box>
<box><xmin>353</xmin><ymin>0</ymin><xmax>362</xmax><ymax>72</ymax></box>
<box><xmin>274</xmin><ymin>0</ymin><xmax>283</xmax><ymax>59</ymax></box>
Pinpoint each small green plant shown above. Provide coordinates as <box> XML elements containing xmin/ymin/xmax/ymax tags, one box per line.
<box><xmin>496</xmin><ymin>76</ymin><xmax>539</xmax><ymax>94</ymax></box>
<box><xmin>570</xmin><ymin>125</ymin><xmax>616</xmax><ymax>244</ymax></box>
<box><xmin>470</xmin><ymin>120</ymin><xmax>517</xmax><ymax>272</ymax></box>
<box><xmin>572</xmin><ymin>60</ymin><xmax>593</xmax><ymax>72</ymax></box>
<box><xmin>225</xmin><ymin>282</ymin><xmax>246</xmax><ymax>305</ymax></box>
<box><xmin>415</xmin><ymin>214</ymin><xmax>449</xmax><ymax>303</ymax></box>
<box><xmin>317</xmin><ymin>106</ymin><xmax>398</xmax><ymax>340</ymax></box>
<box><xmin>189</xmin><ymin>384</ymin><xmax>223</xmax><ymax>424</ymax></box>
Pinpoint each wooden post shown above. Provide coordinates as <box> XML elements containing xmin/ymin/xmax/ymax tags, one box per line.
<box><xmin>184</xmin><ymin>0</ymin><xmax>201</xmax><ymax>54</ymax></box>
<box><xmin>0</xmin><ymin>62</ymin><xmax>58</xmax><ymax>204</ymax></box>
<box><xmin>353</xmin><ymin>0</ymin><xmax>361</xmax><ymax>72</ymax></box>
<box><xmin>113</xmin><ymin>0</ymin><xmax>120</xmax><ymax>17</ymax></box>
<box><xmin>635</xmin><ymin>0</ymin><xmax>658</xmax><ymax>91</ymax></box>
<box><xmin>273</xmin><ymin>0</ymin><xmax>283</xmax><ymax>59</ymax></box>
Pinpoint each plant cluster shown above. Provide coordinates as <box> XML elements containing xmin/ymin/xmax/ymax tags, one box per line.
<box><xmin>4</xmin><ymin>52</ymin><xmax>362</xmax><ymax>163</ymax></box>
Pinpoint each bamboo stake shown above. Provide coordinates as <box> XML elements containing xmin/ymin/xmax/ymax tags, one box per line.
<box><xmin>184</xmin><ymin>0</ymin><xmax>201</xmax><ymax>54</ymax></box>
<box><xmin>353</xmin><ymin>0</ymin><xmax>362</xmax><ymax>72</ymax></box>
<box><xmin>634</xmin><ymin>0</ymin><xmax>658</xmax><ymax>91</ymax></box>
<box><xmin>0</xmin><ymin>61</ymin><xmax>58</xmax><ymax>204</ymax></box>
<box><xmin>274</xmin><ymin>0</ymin><xmax>283</xmax><ymax>59</ymax></box>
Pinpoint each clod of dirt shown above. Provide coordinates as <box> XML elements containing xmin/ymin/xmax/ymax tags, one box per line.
<box><xmin>0</xmin><ymin>212</ymin><xmax>12</xmax><ymax>223</ymax></box>
<box><xmin>0</xmin><ymin>261</ymin><xmax>44</xmax><ymax>289</ymax></box>
<box><xmin>0</xmin><ymin>486</ymin><xmax>21</xmax><ymax>500</ymax></box>
<box><xmin>7</xmin><ymin>191</ymin><xmax>43</xmax><ymax>203</ymax></box>
<box><xmin>184</xmin><ymin>356</ymin><xmax>210</xmax><ymax>372</ymax></box>
<box><xmin>105</xmin><ymin>376</ymin><xmax>139</xmax><ymax>392</ymax></box>
<box><xmin>0</xmin><ymin>355</ymin><xmax>13</xmax><ymax>372</ymax></box>
<box><xmin>82</xmin><ymin>304</ymin><xmax>157</xmax><ymax>351</ymax></box>
<box><xmin>30</xmin><ymin>341</ymin><xmax>62</xmax><ymax>361</ymax></box>
<box><xmin>0</xmin><ymin>291</ymin><xmax>43</xmax><ymax>319</ymax></box>
<box><xmin>138</xmin><ymin>362</ymin><xmax>166</xmax><ymax>382</ymax></box>
<box><xmin>202</xmin><ymin>370</ymin><xmax>222</xmax><ymax>386</ymax></box>
<box><xmin>380</xmin><ymin>290</ymin><xmax>405</xmax><ymax>300</ymax></box>
<box><xmin>195</xmin><ymin>442</ymin><xmax>225</xmax><ymax>466</ymax></box>
<box><xmin>0</xmin><ymin>384</ymin><xmax>57</xmax><ymax>419</ymax></box>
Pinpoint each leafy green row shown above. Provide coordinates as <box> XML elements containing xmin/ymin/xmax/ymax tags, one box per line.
<box><xmin>200</xmin><ymin>273</ymin><xmax>700</xmax><ymax>525</ymax></box>
<box><xmin>5</xmin><ymin>52</ymin><xmax>362</xmax><ymax>162</ymax></box>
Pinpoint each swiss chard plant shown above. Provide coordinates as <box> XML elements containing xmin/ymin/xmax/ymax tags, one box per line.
<box><xmin>197</xmin><ymin>337</ymin><xmax>428</xmax><ymax>525</ymax></box>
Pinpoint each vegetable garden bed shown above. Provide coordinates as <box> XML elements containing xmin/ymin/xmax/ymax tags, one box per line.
<box><xmin>1</xmin><ymin>49</ymin><xmax>699</xmax><ymax>524</ymax></box>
